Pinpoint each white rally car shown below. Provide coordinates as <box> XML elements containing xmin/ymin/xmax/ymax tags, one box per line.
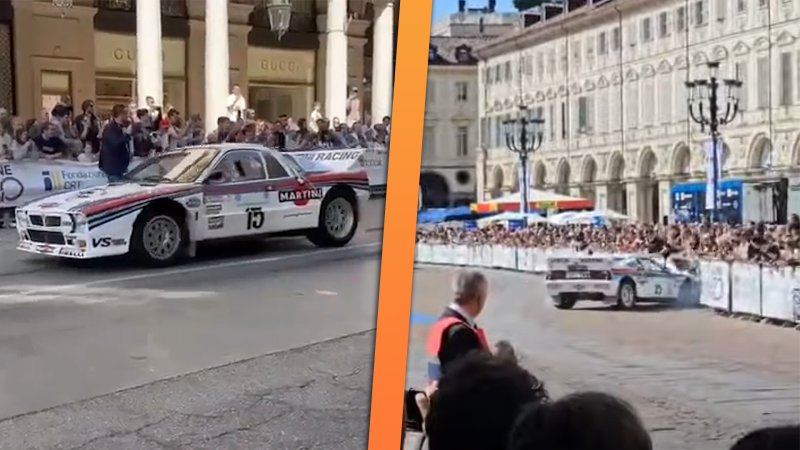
<box><xmin>544</xmin><ymin>255</ymin><xmax>695</xmax><ymax>310</ymax></box>
<box><xmin>15</xmin><ymin>144</ymin><xmax>371</xmax><ymax>266</ymax></box>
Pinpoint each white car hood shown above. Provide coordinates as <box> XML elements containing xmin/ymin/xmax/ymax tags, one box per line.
<box><xmin>21</xmin><ymin>182</ymin><xmax>198</xmax><ymax>214</ymax></box>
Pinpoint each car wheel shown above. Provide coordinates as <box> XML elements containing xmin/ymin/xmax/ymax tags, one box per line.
<box><xmin>552</xmin><ymin>294</ymin><xmax>577</xmax><ymax>310</ymax></box>
<box><xmin>616</xmin><ymin>280</ymin><xmax>637</xmax><ymax>309</ymax></box>
<box><xmin>307</xmin><ymin>188</ymin><xmax>358</xmax><ymax>247</ymax></box>
<box><xmin>131</xmin><ymin>208</ymin><xmax>187</xmax><ymax>267</ymax></box>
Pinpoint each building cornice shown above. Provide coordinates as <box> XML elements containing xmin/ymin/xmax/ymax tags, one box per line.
<box><xmin>474</xmin><ymin>0</ymin><xmax>653</xmax><ymax>60</ymax></box>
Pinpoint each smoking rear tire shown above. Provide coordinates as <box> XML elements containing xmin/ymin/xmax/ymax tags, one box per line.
<box><xmin>130</xmin><ymin>208</ymin><xmax>187</xmax><ymax>267</ymax></box>
<box><xmin>552</xmin><ymin>294</ymin><xmax>577</xmax><ymax>310</ymax></box>
<box><xmin>307</xmin><ymin>188</ymin><xmax>358</xmax><ymax>248</ymax></box>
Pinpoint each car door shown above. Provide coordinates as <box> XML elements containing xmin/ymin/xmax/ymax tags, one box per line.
<box><xmin>264</xmin><ymin>150</ymin><xmax>322</xmax><ymax>231</ymax></box>
<box><xmin>201</xmin><ymin>150</ymin><xmax>275</xmax><ymax>239</ymax></box>
<box><xmin>639</xmin><ymin>258</ymin><xmax>671</xmax><ymax>299</ymax></box>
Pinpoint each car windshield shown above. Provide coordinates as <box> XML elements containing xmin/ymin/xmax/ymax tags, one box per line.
<box><xmin>125</xmin><ymin>148</ymin><xmax>220</xmax><ymax>184</ymax></box>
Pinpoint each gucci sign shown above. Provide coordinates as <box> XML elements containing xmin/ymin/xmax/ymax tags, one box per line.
<box><xmin>260</xmin><ymin>59</ymin><xmax>301</xmax><ymax>73</ymax></box>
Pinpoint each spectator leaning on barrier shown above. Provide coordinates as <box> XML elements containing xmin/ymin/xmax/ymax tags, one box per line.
<box><xmin>75</xmin><ymin>99</ymin><xmax>100</xmax><ymax>154</ymax></box>
<box><xmin>99</xmin><ymin>104</ymin><xmax>132</xmax><ymax>182</ymax></box>
<box><xmin>425</xmin><ymin>270</ymin><xmax>492</xmax><ymax>385</ymax></box>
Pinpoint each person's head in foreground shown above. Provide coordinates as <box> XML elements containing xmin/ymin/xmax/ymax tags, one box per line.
<box><xmin>424</xmin><ymin>352</ymin><xmax>548</xmax><ymax>450</ymax></box>
<box><xmin>728</xmin><ymin>425</ymin><xmax>800</xmax><ymax>450</ymax></box>
<box><xmin>452</xmin><ymin>269</ymin><xmax>488</xmax><ymax>319</ymax></box>
<box><xmin>507</xmin><ymin>391</ymin><xmax>652</xmax><ymax>450</ymax></box>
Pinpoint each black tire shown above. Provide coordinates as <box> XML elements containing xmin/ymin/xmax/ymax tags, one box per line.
<box><xmin>616</xmin><ymin>279</ymin><xmax>637</xmax><ymax>309</ymax></box>
<box><xmin>307</xmin><ymin>187</ymin><xmax>358</xmax><ymax>247</ymax></box>
<box><xmin>553</xmin><ymin>294</ymin><xmax>577</xmax><ymax>310</ymax></box>
<box><xmin>130</xmin><ymin>207</ymin><xmax>188</xmax><ymax>267</ymax></box>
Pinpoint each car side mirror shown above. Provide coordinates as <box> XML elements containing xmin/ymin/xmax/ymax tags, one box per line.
<box><xmin>204</xmin><ymin>171</ymin><xmax>225</xmax><ymax>184</ymax></box>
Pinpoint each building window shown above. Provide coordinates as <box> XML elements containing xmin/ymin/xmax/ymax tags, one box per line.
<box><xmin>549</xmin><ymin>103</ymin><xmax>555</xmax><ymax>140</ymax></box>
<box><xmin>626</xmin><ymin>82</ymin><xmax>639</xmax><ymax>129</ymax></box>
<box><xmin>627</xmin><ymin>22</ymin><xmax>637</xmax><ymax>47</ymax></box>
<box><xmin>642</xmin><ymin>77</ymin><xmax>655</xmax><ymax>125</ymax></box>
<box><xmin>455</xmin><ymin>81</ymin><xmax>468</xmax><ymax>102</ymax></box>
<box><xmin>560</xmin><ymin>101</ymin><xmax>567</xmax><ymax>139</ymax></box>
<box><xmin>715</xmin><ymin>0</ymin><xmax>725</xmax><ymax>20</ymax></box>
<box><xmin>423</xmin><ymin>126</ymin><xmax>435</xmax><ymax>155</ymax></box>
<box><xmin>757</xmin><ymin>56</ymin><xmax>769</xmax><ymax>109</ymax></box>
<box><xmin>612</xmin><ymin>27</ymin><xmax>621</xmax><ymax>51</ymax></box>
<box><xmin>96</xmin><ymin>0</ymin><xmax>133</xmax><ymax>11</ymax></box>
<box><xmin>480</xmin><ymin>117</ymin><xmax>488</xmax><ymax>147</ymax></box>
<box><xmin>504</xmin><ymin>61</ymin><xmax>512</xmax><ymax>82</ymax></box>
<box><xmin>796</xmin><ymin>51</ymin><xmax>800</xmax><ymax>102</ymax></box>
<box><xmin>536</xmin><ymin>53</ymin><xmax>544</xmax><ymax>80</ymax></box>
<box><xmin>641</xmin><ymin>18</ymin><xmax>653</xmax><ymax>42</ymax></box>
<box><xmin>598</xmin><ymin>32</ymin><xmax>608</xmax><ymax>55</ymax></box>
<box><xmin>495</xmin><ymin>116</ymin><xmax>502</xmax><ymax>147</ymax></box>
<box><xmin>577</xmin><ymin>96</ymin><xmax>593</xmax><ymax>134</ymax></box>
<box><xmin>161</xmin><ymin>0</ymin><xmax>187</xmax><ymax>17</ymax></box>
<box><xmin>734</xmin><ymin>62</ymin><xmax>747</xmax><ymax>111</ymax></box>
<box><xmin>693</xmin><ymin>0</ymin><xmax>707</xmax><ymax>26</ymax></box>
<box><xmin>658</xmin><ymin>75</ymin><xmax>672</xmax><ymax>123</ymax></box>
<box><xmin>758</xmin><ymin>0</ymin><xmax>767</xmax><ymax>8</ymax></box>
<box><xmin>426</xmin><ymin>80</ymin><xmax>435</xmax><ymax>103</ymax></box>
<box><xmin>676</xmin><ymin>6</ymin><xmax>687</xmax><ymax>31</ymax></box>
<box><xmin>780</xmin><ymin>52</ymin><xmax>793</xmax><ymax>106</ymax></box>
<box><xmin>455</xmin><ymin>46</ymin><xmax>471</xmax><ymax>64</ymax></box>
<box><xmin>429</xmin><ymin>47</ymin><xmax>437</xmax><ymax>61</ymax></box>
<box><xmin>457</xmin><ymin>126</ymin><xmax>469</xmax><ymax>157</ymax></box>
<box><xmin>658</xmin><ymin>12</ymin><xmax>670</xmax><ymax>38</ymax></box>
<box><xmin>494</xmin><ymin>65</ymin><xmax>501</xmax><ymax>83</ymax></box>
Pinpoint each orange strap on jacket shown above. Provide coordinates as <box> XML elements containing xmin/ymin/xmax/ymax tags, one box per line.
<box><xmin>425</xmin><ymin>317</ymin><xmax>490</xmax><ymax>356</ymax></box>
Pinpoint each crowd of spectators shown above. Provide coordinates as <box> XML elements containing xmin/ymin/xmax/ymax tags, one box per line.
<box><xmin>0</xmin><ymin>91</ymin><xmax>390</xmax><ymax>163</ymax></box>
<box><xmin>416</xmin><ymin>216</ymin><xmax>800</xmax><ymax>266</ymax></box>
<box><xmin>405</xmin><ymin>351</ymin><xmax>800</xmax><ymax>450</ymax></box>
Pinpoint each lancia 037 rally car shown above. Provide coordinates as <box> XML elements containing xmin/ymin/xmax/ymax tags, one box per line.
<box><xmin>15</xmin><ymin>144</ymin><xmax>370</xmax><ymax>266</ymax></box>
<box><xmin>544</xmin><ymin>255</ymin><xmax>695</xmax><ymax>310</ymax></box>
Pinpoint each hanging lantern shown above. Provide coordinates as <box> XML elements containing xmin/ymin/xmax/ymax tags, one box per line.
<box><xmin>264</xmin><ymin>0</ymin><xmax>292</xmax><ymax>41</ymax></box>
<box><xmin>52</xmin><ymin>0</ymin><xmax>73</xmax><ymax>18</ymax></box>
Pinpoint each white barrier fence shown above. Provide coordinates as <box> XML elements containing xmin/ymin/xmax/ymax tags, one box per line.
<box><xmin>416</xmin><ymin>244</ymin><xmax>800</xmax><ymax>324</ymax></box>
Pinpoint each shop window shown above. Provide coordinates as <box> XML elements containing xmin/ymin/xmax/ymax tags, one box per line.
<box><xmin>95</xmin><ymin>0</ymin><xmax>133</xmax><ymax>12</ymax></box>
<box><xmin>161</xmin><ymin>0</ymin><xmax>187</xmax><ymax>18</ymax></box>
<box><xmin>95</xmin><ymin>77</ymin><xmax>133</xmax><ymax>115</ymax></box>
<box><xmin>41</xmin><ymin>71</ymin><xmax>71</xmax><ymax>114</ymax></box>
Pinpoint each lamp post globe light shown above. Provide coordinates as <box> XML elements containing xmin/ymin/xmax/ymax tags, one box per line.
<box><xmin>685</xmin><ymin>61</ymin><xmax>742</xmax><ymax>223</ymax></box>
<box><xmin>264</xmin><ymin>0</ymin><xmax>292</xmax><ymax>41</ymax></box>
<box><xmin>502</xmin><ymin>105</ymin><xmax>545</xmax><ymax>215</ymax></box>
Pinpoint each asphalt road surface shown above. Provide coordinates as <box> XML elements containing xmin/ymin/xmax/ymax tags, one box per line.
<box><xmin>406</xmin><ymin>265</ymin><xmax>800</xmax><ymax>450</ymax></box>
<box><xmin>0</xmin><ymin>199</ymin><xmax>384</xmax><ymax>449</ymax></box>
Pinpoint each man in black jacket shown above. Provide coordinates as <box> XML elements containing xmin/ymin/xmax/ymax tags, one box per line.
<box><xmin>100</xmin><ymin>104</ymin><xmax>131</xmax><ymax>182</ymax></box>
<box><xmin>425</xmin><ymin>270</ymin><xmax>491</xmax><ymax>383</ymax></box>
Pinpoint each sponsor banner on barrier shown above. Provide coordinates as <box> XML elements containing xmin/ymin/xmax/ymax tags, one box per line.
<box><xmin>730</xmin><ymin>262</ymin><xmax>762</xmax><ymax>316</ymax></box>
<box><xmin>699</xmin><ymin>260</ymin><xmax>731</xmax><ymax>311</ymax></box>
<box><xmin>0</xmin><ymin>160</ymin><xmax>144</xmax><ymax>209</ymax></box>
<box><xmin>760</xmin><ymin>266</ymin><xmax>797</xmax><ymax>322</ymax></box>
<box><xmin>288</xmin><ymin>147</ymin><xmax>387</xmax><ymax>188</ymax></box>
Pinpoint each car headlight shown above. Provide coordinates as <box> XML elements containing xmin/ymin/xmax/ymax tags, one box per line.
<box><xmin>15</xmin><ymin>209</ymin><xmax>27</xmax><ymax>226</ymax></box>
<box><xmin>72</xmin><ymin>213</ymin><xmax>88</xmax><ymax>231</ymax></box>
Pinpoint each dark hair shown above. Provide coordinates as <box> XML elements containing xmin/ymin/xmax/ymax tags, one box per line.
<box><xmin>81</xmin><ymin>99</ymin><xmax>94</xmax><ymax>112</ymax></box>
<box><xmin>425</xmin><ymin>352</ymin><xmax>549</xmax><ymax>450</ymax></box>
<box><xmin>217</xmin><ymin>116</ymin><xmax>230</xmax><ymax>126</ymax></box>
<box><xmin>111</xmin><ymin>104</ymin><xmax>127</xmax><ymax>119</ymax></box>
<box><xmin>136</xmin><ymin>108</ymin><xmax>150</xmax><ymax>119</ymax></box>
<box><xmin>51</xmin><ymin>104</ymin><xmax>69</xmax><ymax>119</ymax></box>
<box><xmin>507</xmin><ymin>391</ymin><xmax>652</xmax><ymax>450</ymax></box>
<box><xmin>729</xmin><ymin>425</ymin><xmax>800</xmax><ymax>450</ymax></box>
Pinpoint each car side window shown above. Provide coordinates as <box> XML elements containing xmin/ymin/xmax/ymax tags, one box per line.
<box><xmin>211</xmin><ymin>152</ymin><xmax>266</xmax><ymax>183</ymax></box>
<box><xmin>263</xmin><ymin>153</ymin><xmax>290</xmax><ymax>179</ymax></box>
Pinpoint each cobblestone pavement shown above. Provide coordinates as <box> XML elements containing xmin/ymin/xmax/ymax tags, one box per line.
<box><xmin>406</xmin><ymin>265</ymin><xmax>800</xmax><ymax>450</ymax></box>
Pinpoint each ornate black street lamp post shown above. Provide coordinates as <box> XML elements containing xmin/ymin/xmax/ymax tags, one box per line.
<box><xmin>685</xmin><ymin>61</ymin><xmax>742</xmax><ymax>222</ymax></box>
<box><xmin>502</xmin><ymin>105</ymin><xmax>545</xmax><ymax>214</ymax></box>
<box><xmin>263</xmin><ymin>0</ymin><xmax>292</xmax><ymax>41</ymax></box>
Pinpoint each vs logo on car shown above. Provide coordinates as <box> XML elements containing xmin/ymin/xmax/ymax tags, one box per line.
<box><xmin>92</xmin><ymin>237</ymin><xmax>126</xmax><ymax>248</ymax></box>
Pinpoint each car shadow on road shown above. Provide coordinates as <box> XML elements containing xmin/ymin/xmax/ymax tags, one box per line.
<box><xmin>574</xmin><ymin>302</ymin><xmax>705</xmax><ymax>313</ymax></box>
<box><xmin>52</xmin><ymin>237</ymin><xmax>316</xmax><ymax>273</ymax></box>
